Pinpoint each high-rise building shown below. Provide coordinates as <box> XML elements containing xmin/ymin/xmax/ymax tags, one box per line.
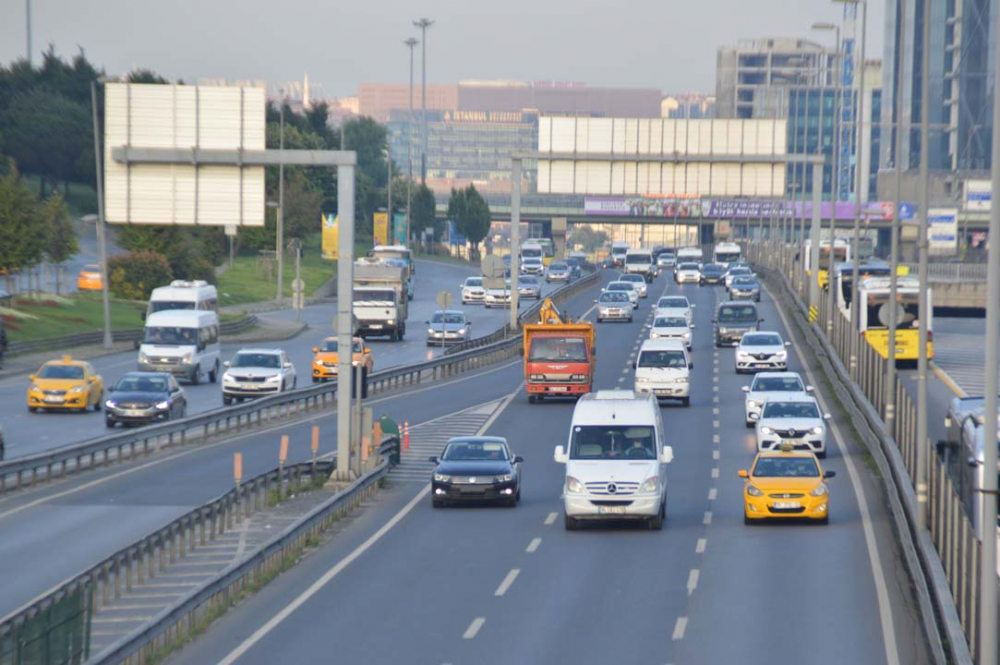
<box><xmin>662</xmin><ymin>93</ymin><xmax>716</xmax><ymax>119</ymax></box>
<box><xmin>880</xmin><ymin>0</ymin><xmax>991</xmax><ymax>173</ymax></box>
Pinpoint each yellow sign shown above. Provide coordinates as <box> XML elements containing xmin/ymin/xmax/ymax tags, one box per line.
<box><xmin>374</xmin><ymin>211</ymin><xmax>389</xmax><ymax>246</ymax></box>
<box><xmin>322</xmin><ymin>213</ymin><xmax>339</xmax><ymax>260</ymax></box>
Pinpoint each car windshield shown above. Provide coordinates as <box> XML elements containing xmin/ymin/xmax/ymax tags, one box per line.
<box><xmin>465</xmin><ymin>278</ymin><xmax>483</xmax><ymax>287</ymax></box>
<box><xmin>679</xmin><ymin>263</ymin><xmax>700</xmax><ymax>270</ymax></box>
<box><xmin>231</xmin><ymin>353</ymin><xmax>281</xmax><ymax>369</ymax></box>
<box><xmin>144</xmin><ymin>326</ymin><xmax>197</xmax><ymax>345</ymax></box>
<box><xmin>521</xmin><ymin>248</ymin><xmax>542</xmax><ymax>258</ymax></box>
<box><xmin>753</xmin><ymin>376</ymin><xmax>804</xmax><ymax>392</ymax></box>
<box><xmin>752</xmin><ymin>457</ymin><xmax>820</xmax><ymax>478</ymax></box>
<box><xmin>600</xmin><ymin>292</ymin><xmax>629</xmax><ymax>303</ymax></box>
<box><xmin>658</xmin><ymin>297</ymin><xmax>688</xmax><ymax>308</ymax></box>
<box><xmin>638</xmin><ymin>350</ymin><xmax>687</xmax><ymax>368</ymax></box>
<box><xmin>38</xmin><ymin>364</ymin><xmax>84</xmax><ymax>379</ymax></box>
<box><xmin>83</xmin><ymin>264</ymin><xmax>100</xmax><ymax>273</ymax></box>
<box><xmin>702</xmin><ymin>264</ymin><xmax>724</xmax><ymax>274</ymax></box>
<box><xmin>432</xmin><ymin>312</ymin><xmax>465</xmax><ymax>324</ymax></box>
<box><xmin>621</xmin><ymin>275</ymin><xmax>643</xmax><ymax>282</ymax></box>
<box><xmin>762</xmin><ymin>402</ymin><xmax>820</xmax><ymax>419</ymax></box>
<box><xmin>442</xmin><ymin>440</ymin><xmax>508</xmax><ymax>461</ymax></box>
<box><xmin>654</xmin><ymin>317</ymin><xmax>687</xmax><ymax>328</ymax></box>
<box><xmin>732</xmin><ymin>277</ymin><xmax>758</xmax><ymax>286</ymax></box>
<box><xmin>319</xmin><ymin>340</ymin><xmax>362</xmax><ymax>353</ymax></box>
<box><xmin>528</xmin><ymin>337</ymin><xmax>588</xmax><ymax>362</ymax></box>
<box><xmin>149</xmin><ymin>301</ymin><xmax>196</xmax><ymax>313</ymax></box>
<box><xmin>718</xmin><ymin>305</ymin><xmax>758</xmax><ymax>324</ymax></box>
<box><xmin>742</xmin><ymin>334</ymin><xmax>782</xmax><ymax>347</ymax></box>
<box><xmin>550</xmin><ymin>263</ymin><xmax>568</xmax><ymax>271</ymax></box>
<box><xmin>116</xmin><ymin>375</ymin><xmax>168</xmax><ymax>392</ymax></box>
<box><xmin>570</xmin><ymin>425</ymin><xmax>656</xmax><ymax>460</ymax></box>
<box><xmin>520</xmin><ymin>276</ymin><xmax>538</xmax><ymax>285</ymax></box>
<box><xmin>607</xmin><ymin>283</ymin><xmax>632</xmax><ymax>291</ymax></box>
<box><xmin>729</xmin><ymin>268</ymin><xmax>752</xmax><ymax>277</ymax></box>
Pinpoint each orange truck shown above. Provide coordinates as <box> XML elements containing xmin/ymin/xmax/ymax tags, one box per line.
<box><xmin>523</xmin><ymin>299</ymin><xmax>596</xmax><ymax>403</ymax></box>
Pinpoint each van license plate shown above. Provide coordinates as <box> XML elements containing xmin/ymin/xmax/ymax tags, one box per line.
<box><xmin>597</xmin><ymin>506</ymin><xmax>626</xmax><ymax>515</ymax></box>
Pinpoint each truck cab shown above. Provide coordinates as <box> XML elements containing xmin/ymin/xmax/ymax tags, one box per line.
<box><xmin>524</xmin><ymin>300</ymin><xmax>596</xmax><ymax>403</ymax></box>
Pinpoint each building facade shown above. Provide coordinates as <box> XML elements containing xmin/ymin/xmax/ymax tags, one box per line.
<box><xmin>661</xmin><ymin>93</ymin><xmax>717</xmax><ymax>119</ymax></box>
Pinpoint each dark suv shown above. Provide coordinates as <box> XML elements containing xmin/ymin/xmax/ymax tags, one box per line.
<box><xmin>699</xmin><ymin>263</ymin><xmax>726</xmax><ymax>285</ymax></box>
<box><xmin>713</xmin><ymin>301</ymin><xmax>763</xmax><ymax>347</ymax></box>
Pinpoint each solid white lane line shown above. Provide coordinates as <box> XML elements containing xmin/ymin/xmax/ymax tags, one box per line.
<box><xmin>703</xmin><ymin>511</ymin><xmax>713</xmax><ymax>525</ymax></box>
<box><xmin>672</xmin><ymin>617</ymin><xmax>688</xmax><ymax>641</ymax></box>
<box><xmin>696</xmin><ymin>538</ymin><xmax>707</xmax><ymax>554</ymax></box>
<box><xmin>215</xmin><ymin>387</ymin><xmax>521</xmax><ymax>665</ymax></box>
<box><xmin>687</xmin><ymin>569</ymin><xmax>700</xmax><ymax>596</ymax></box>
<box><xmin>544</xmin><ymin>512</ymin><xmax>558</xmax><ymax>525</ymax></box>
<box><xmin>708</xmin><ymin>488</ymin><xmax>717</xmax><ymax>501</ymax></box>
<box><xmin>494</xmin><ymin>569</ymin><xmax>520</xmax><ymax>597</ymax></box>
<box><xmin>767</xmin><ymin>284</ymin><xmax>900</xmax><ymax>665</ymax></box>
<box><xmin>526</xmin><ymin>538</ymin><xmax>541</xmax><ymax>553</ymax></box>
<box><xmin>463</xmin><ymin>618</ymin><xmax>486</xmax><ymax>639</ymax></box>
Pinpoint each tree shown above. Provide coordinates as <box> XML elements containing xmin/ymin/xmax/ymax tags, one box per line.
<box><xmin>447</xmin><ymin>185</ymin><xmax>491</xmax><ymax>260</ymax></box>
<box><xmin>0</xmin><ymin>162</ymin><xmax>47</xmax><ymax>281</ymax></box>
<box><xmin>568</xmin><ymin>225</ymin><xmax>610</xmax><ymax>253</ymax></box>
<box><xmin>411</xmin><ymin>183</ymin><xmax>439</xmax><ymax>242</ymax></box>
<box><xmin>40</xmin><ymin>192</ymin><xmax>78</xmax><ymax>294</ymax></box>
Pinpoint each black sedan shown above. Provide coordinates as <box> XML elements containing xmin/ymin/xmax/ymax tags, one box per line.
<box><xmin>700</xmin><ymin>263</ymin><xmax>726</xmax><ymax>285</ymax></box>
<box><xmin>430</xmin><ymin>436</ymin><xmax>522</xmax><ymax>507</ymax></box>
<box><xmin>105</xmin><ymin>372</ymin><xmax>187</xmax><ymax>428</ymax></box>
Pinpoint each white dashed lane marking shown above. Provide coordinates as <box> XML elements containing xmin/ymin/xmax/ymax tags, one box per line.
<box><xmin>687</xmin><ymin>569</ymin><xmax>700</xmax><ymax>596</ymax></box>
<box><xmin>544</xmin><ymin>512</ymin><xmax>558</xmax><ymax>525</ymax></box>
<box><xmin>526</xmin><ymin>538</ymin><xmax>541</xmax><ymax>553</ymax></box>
<box><xmin>463</xmin><ymin>618</ymin><xmax>486</xmax><ymax>639</ymax></box>
<box><xmin>672</xmin><ymin>617</ymin><xmax>688</xmax><ymax>641</ymax></box>
<box><xmin>703</xmin><ymin>511</ymin><xmax>713</xmax><ymax>525</ymax></box>
<box><xmin>696</xmin><ymin>538</ymin><xmax>707</xmax><ymax>554</ymax></box>
<box><xmin>708</xmin><ymin>488</ymin><xmax>717</xmax><ymax>501</ymax></box>
<box><xmin>711</xmin><ymin>468</ymin><xmax>719</xmax><ymax>479</ymax></box>
<box><xmin>494</xmin><ymin>569</ymin><xmax>520</xmax><ymax>597</ymax></box>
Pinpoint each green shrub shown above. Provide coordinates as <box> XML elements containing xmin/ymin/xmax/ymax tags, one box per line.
<box><xmin>108</xmin><ymin>251</ymin><xmax>174</xmax><ymax>300</ymax></box>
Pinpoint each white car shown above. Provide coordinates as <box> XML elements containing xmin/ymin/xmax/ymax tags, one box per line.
<box><xmin>595</xmin><ymin>291</ymin><xmax>633</xmax><ymax>322</ymax></box>
<box><xmin>619</xmin><ymin>273</ymin><xmax>648</xmax><ymax>298</ymax></box>
<box><xmin>755</xmin><ymin>396</ymin><xmax>831</xmax><ymax>458</ymax></box>
<box><xmin>742</xmin><ymin>371</ymin><xmax>813</xmax><ymax>427</ymax></box>
<box><xmin>654</xmin><ymin>295</ymin><xmax>694</xmax><ymax>326</ymax></box>
<box><xmin>649</xmin><ymin>315</ymin><xmax>693</xmax><ymax>349</ymax></box>
<box><xmin>222</xmin><ymin>349</ymin><xmax>296</xmax><ymax>405</ymax></box>
<box><xmin>633</xmin><ymin>339</ymin><xmax>691</xmax><ymax>406</ymax></box>
<box><xmin>724</xmin><ymin>266</ymin><xmax>754</xmax><ymax>290</ymax></box>
<box><xmin>461</xmin><ymin>276</ymin><xmax>486</xmax><ymax>304</ymax></box>
<box><xmin>484</xmin><ymin>285</ymin><xmax>512</xmax><ymax>308</ymax></box>
<box><xmin>735</xmin><ymin>331</ymin><xmax>791</xmax><ymax>373</ymax></box>
<box><xmin>657</xmin><ymin>252</ymin><xmax>676</xmax><ymax>269</ymax></box>
<box><xmin>604</xmin><ymin>281</ymin><xmax>639</xmax><ymax>308</ymax></box>
<box><xmin>675</xmin><ymin>262</ymin><xmax>701</xmax><ymax>284</ymax></box>
<box><xmin>520</xmin><ymin>257</ymin><xmax>544</xmax><ymax>275</ymax></box>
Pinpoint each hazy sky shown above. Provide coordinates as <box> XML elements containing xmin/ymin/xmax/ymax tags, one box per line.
<box><xmin>1</xmin><ymin>0</ymin><xmax>885</xmax><ymax>97</ymax></box>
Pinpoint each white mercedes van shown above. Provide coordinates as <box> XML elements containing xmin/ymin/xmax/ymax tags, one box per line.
<box><xmin>554</xmin><ymin>391</ymin><xmax>674</xmax><ymax>530</ymax></box>
<box><xmin>145</xmin><ymin>280</ymin><xmax>219</xmax><ymax>319</ymax></box>
<box><xmin>138</xmin><ymin>310</ymin><xmax>221</xmax><ymax>385</ymax></box>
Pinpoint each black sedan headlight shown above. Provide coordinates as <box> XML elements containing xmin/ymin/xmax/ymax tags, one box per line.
<box><xmin>496</xmin><ymin>474</ymin><xmax>514</xmax><ymax>482</ymax></box>
<box><xmin>434</xmin><ymin>473</ymin><xmax>452</xmax><ymax>482</ymax></box>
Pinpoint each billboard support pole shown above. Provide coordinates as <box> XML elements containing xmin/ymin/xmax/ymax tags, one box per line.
<box><xmin>510</xmin><ymin>157</ymin><xmax>521</xmax><ymax>330</ymax></box>
<box><xmin>336</xmin><ymin>164</ymin><xmax>356</xmax><ymax>482</ymax></box>
<box><xmin>90</xmin><ymin>80</ymin><xmax>113</xmax><ymax>350</ymax></box>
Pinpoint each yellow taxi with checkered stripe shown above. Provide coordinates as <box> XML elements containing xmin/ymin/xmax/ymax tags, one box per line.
<box><xmin>738</xmin><ymin>445</ymin><xmax>835</xmax><ymax>524</ymax></box>
<box><xmin>27</xmin><ymin>356</ymin><xmax>104</xmax><ymax>413</ymax></box>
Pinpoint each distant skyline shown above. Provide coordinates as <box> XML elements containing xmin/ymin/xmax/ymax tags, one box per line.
<box><xmin>1</xmin><ymin>0</ymin><xmax>884</xmax><ymax>98</ymax></box>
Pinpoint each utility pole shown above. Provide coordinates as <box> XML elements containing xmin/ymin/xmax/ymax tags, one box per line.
<box><xmin>413</xmin><ymin>18</ymin><xmax>434</xmax><ymax>184</ymax></box>
<box><xmin>510</xmin><ymin>157</ymin><xmax>521</xmax><ymax>329</ymax></box>
<box><xmin>276</xmin><ymin>98</ymin><xmax>285</xmax><ymax>303</ymax></box>
<box><xmin>886</xmin><ymin>0</ymin><xmax>907</xmax><ymax>432</ymax></box>
<box><xmin>404</xmin><ymin>37</ymin><xmax>418</xmax><ymax>245</ymax></box>
<box><xmin>90</xmin><ymin>79</ymin><xmax>113</xmax><ymax>350</ymax></box>
<box><xmin>847</xmin><ymin>0</ymin><xmax>868</xmax><ymax>380</ymax></box>
<box><xmin>979</xmin><ymin>1</ymin><xmax>1000</xmax><ymax>661</ymax></box>
<box><xmin>915</xmin><ymin>0</ymin><xmax>931</xmax><ymax>531</ymax></box>
<box><xmin>25</xmin><ymin>0</ymin><xmax>32</xmax><ymax>66</ymax></box>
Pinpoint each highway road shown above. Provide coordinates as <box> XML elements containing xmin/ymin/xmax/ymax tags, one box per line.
<box><xmin>0</xmin><ymin>259</ymin><xmax>557</xmax><ymax>459</ymax></box>
<box><xmin>161</xmin><ymin>270</ymin><xmax>933</xmax><ymax>665</ymax></box>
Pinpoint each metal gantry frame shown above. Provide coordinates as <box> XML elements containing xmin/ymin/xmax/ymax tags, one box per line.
<box><xmin>110</xmin><ymin>146</ymin><xmax>359</xmax><ymax>482</ymax></box>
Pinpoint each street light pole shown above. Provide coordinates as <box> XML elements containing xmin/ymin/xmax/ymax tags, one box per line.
<box><xmin>276</xmin><ymin>98</ymin><xmax>285</xmax><ymax>303</ymax></box>
<box><xmin>404</xmin><ymin>37</ymin><xmax>418</xmax><ymax>245</ymax></box>
<box><xmin>915</xmin><ymin>0</ymin><xmax>932</xmax><ymax>532</ymax></box>
<box><xmin>90</xmin><ymin>79</ymin><xmax>113</xmax><ymax>350</ymax></box>
<box><xmin>413</xmin><ymin>18</ymin><xmax>434</xmax><ymax>184</ymax></box>
<box><xmin>25</xmin><ymin>0</ymin><xmax>31</xmax><ymax>66</ymax></box>
<box><xmin>886</xmin><ymin>0</ymin><xmax>907</xmax><ymax>432</ymax></box>
<box><xmin>812</xmin><ymin>21</ymin><xmax>841</xmax><ymax>337</ymax></box>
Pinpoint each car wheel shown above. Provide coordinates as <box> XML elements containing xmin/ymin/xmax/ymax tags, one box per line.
<box><xmin>190</xmin><ymin>368</ymin><xmax>200</xmax><ymax>386</ymax></box>
<box><xmin>506</xmin><ymin>496</ymin><xmax>518</xmax><ymax>508</ymax></box>
<box><xmin>818</xmin><ymin>515</ymin><xmax>830</xmax><ymax>525</ymax></box>
<box><xmin>292</xmin><ymin>377</ymin><xmax>297</xmax><ymax>390</ymax></box>
<box><xmin>627</xmin><ymin>316</ymin><xmax>633</xmax><ymax>323</ymax></box>
<box><xmin>681</xmin><ymin>397</ymin><xmax>690</xmax><ymax>407</ymax></box>
<box><xmin>281</xmin><ymin>381</ymin><xmax>287</xmax><ymax>393</ymax></box>
<box><xmin>209</xmin><ymin>362</ymin><xmax>219</xmax><ymax>384</ymax></box>
<box><xmin>94</xmin><ymin>396</ymin><xmax>102</xmax><ymax>412</ymax></box>
<box><xmin>28</xmin><ymin>406</ymin><xmax>37</xmax><ymax>413</ymax></box>
<box><xmin>744</xmin><ymin>513</ymin><xmax>753</xmax><ymax>525</ymax></box>
<box><xmin>312</xmin><ymin>376</ymin><xmax>319</xmax><ymax>383</ymax></box>
<box><xmin>745</xmin><ymin>420</ymin><xmax>755</xmax><ymax>428</ymax></box>
<box><xmin>223</xmin><ymin>395</ymin><xmax>233</xmax><ymax>406</ymax></box>
<box><xmin>649</xmin><ymin>502</ymin><xmax>665</xmax><ymax>530</ymax></box>
<box><xmin>564</xmin><ymin>514</ymin><xmax>579</xmax><ymax>531</ymax></box>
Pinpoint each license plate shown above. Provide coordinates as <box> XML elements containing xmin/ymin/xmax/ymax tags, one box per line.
<box><xmin>44</xmin><ymin>396</ymin><xmax>64</xmax><ymax>403</ymax></box>
<box><xmin>780</xmin><ymin>439</ymin><xmax>799</xmax><ymax>446</ymax></box>
<box><xmin>548</xmin><ymin>386</ymin><xmax>568</xmax><ymax>392</ymax></box>
<box><xmin>241</xmin><ymin>383</ymin><xmax>262</xmax><ymax>390</ymax></box>
<box><xmin>754</xmin><ymin>363</ymin><xmax>770</xmax><ymax>368</ymax></box>
<box><xmin>774</xmin><ymin>501</ymin><xmax>800</xmax><ymax>510</ymax></box>
<box><xmin>598</xmin><ymin>505</ymin><xmax>627</xmax><ymax>515</ymax></box>
<box><xmin>369</xmin><ymin>324</ymin><xmax>383</xmax><ymax>329</ymax></box>
<box><xmin>123</xmin><ymin>409</ymin><xmax>146</xmax><ymax>417</ymax></box>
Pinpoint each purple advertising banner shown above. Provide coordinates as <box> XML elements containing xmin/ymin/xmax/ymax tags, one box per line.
<box><xmin>583</xmin><ymin>196</ymin><xmax>703</xmax><ymax>218</ymax></box>
<box><xmin>585</xmin><ymin>196</ymin><xmax>894</xmax><ymax>221</ymax></box>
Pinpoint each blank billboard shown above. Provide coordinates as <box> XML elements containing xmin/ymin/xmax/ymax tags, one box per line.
<box><xmin>104</xmin><ymin>83</ymin><xmax>266</xmax><ymax>226</ymax></box>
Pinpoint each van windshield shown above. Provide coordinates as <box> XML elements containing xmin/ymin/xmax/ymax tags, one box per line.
<box><xmin>718</xmin><ymin>305</ymin><xmax>758</xmax><ymax>324</ymax></box>
<box><xmin>521</xmin><ymin>247</ymin><xmax>542</xmax><ymax>259</ymax></box>
<box><xmin>626</xmin><ymin>254</ymin><xmax>651</xmax><ymax>264</ymax></box>
<box><xmin>638</xmin><ymin>350</ymin><xmax>687</xmax><ymax>368</ymax></box>
<box><xmin>144</xmin><ymin>326</ymin><xmax>197</xmax><ymax>346</ymax></box>
<box><xmin>570</xmin><ymin>425</ymin><xmax>655</xmax><ymax>460</ymax></box>
<box><xmin>149</xmin><ymin>301</ymin><xmax>196</xmax><ymax>313</ymax></box>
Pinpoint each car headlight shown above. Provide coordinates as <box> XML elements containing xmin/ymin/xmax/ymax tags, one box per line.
<box><xmin>670</xmin><ymin>377</ymin><xmax>688</xmax><ymax>384</ymax></box>
<box><xmin>497</xmin><ymin>474</ymin><xmax>514</xmax><ymax>483</ymax></box>
<box><xmin>138</xmin><ymin>351</ymin><xmax>149</xmax><ymax>363</ymax></box>
<box><xmin>682</xmin><ymin>332</ymin><xmax>690</xmax><ymax>338</ymax></box>
<box><xmin>737</xmin><ymin>351</ymin><xmax>750</xmax><ymax>358</ymax></box>
<box><xmin>434</xmin><ymin>473</ymin><xmax>452</xmax><ymax>483</ymax></box>
<box><xmin>265</xmin><ymin>375</ymin><xmax>282</xmax><ymax>383</ymax></box>
<box><xmin>809</xmin><ymin>484</ymin><xmax>829</xmax><ymax>497</ymax></box>
<box><xmin>747</xmin><ymin>484</ymin><xmax>765</xmax><ymax>497</ymax></box>
<box><xmin>570</xmin><ymin>374</ymin><xmax>587</xmax><ymax>381</ymax></box>
<box><xmin>635</xmin><ymin>377</ymin><xmax>650</xmax><ymax>383</ymax></box>
<box><xmin>69</xmin><ymin>385</ymin><xmax>87</xmax><ymax>393</ymax></box>
<box><xmin>529</xmin><ymin>374</ymin><xmax>544</xmax><ymax>381</ymax></box>
<box><xmin>105</xmin><ymin>399</ymin><xmax>117</xmax><ymax>408</ymax></box>
<box><xmin>566</xmin><ymin>476</ymin><xmax>585</xmax><ymax>493</ymax></box>
<box><xmin>811</xmin><ymin>426</ymin><xmax>824</xmax><ymax>435</ymax></box>
<box><xmin>428</xmin><ymin>328</ymin><xmax>436</xmax><ymax>334</ymax></box>
<box><xmin>747</xmin><ymin>400</ymin><xmax>759</xmax><ymax>408</ymax></box>
<box><xmin>457</xmin><ymin>328</ymin><xmax>467</xmax><ymax>335</ymax></box>
<box><xmin>313</xmin><ymin>359</ymin><xmax>324</xmax><ymax>366</ymax></box>
<box><xmin>776</xmin><ymin>351</ymin><xmax>788</xmax><ymax>359</ymax></box>
<box><xmin>182</xmin><ymin>353</ymin><xmax>194</xmax><ymax>364</ymax></box>
<box><xmin>223</xmin><ymin>374</ymin><xmax>237</xmax><ymax>383</ymax></box>
<box><xmin>155</xmin><ymin>400</ymin><xmax>170</xmax><ymax>410</ymax></box>
<box><xmin>29</xmin><ymin>383</ymin><xmax>41</xmax><ymax>393</ymax></box>
<box><xmin>639</xmin><ymin>477</ymin><xmax>659</xmax><ymax>493</ymax></box>
<box><xmin>759</xmin><ymin>426</ymin><xmax>774</xmax><ymax>435</ymax></box>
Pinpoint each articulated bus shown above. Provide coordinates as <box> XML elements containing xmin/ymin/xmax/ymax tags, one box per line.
<box><xmin>855</xmin><ymin>276</ymin><xmax>934</xmax><ymax>361</ymax></box>
<box><xmin>803</xmin><ymin>238</ymin><xmax>850</xmax><ymax>291</ymax></box>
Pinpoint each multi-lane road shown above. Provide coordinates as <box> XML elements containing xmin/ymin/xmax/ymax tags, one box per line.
<box><xmin>150</xmin><ymin>268</ymin><xmax>932</xmax><ymax>665</ymax></box>
<box><xmin>0</xmin><ymin>260</ymin><xmax>555</xmax><ymax>459</ymax></box>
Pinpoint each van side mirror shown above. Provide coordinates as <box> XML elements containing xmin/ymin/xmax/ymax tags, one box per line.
<box><xmin>554</xmin><ymin>445</ymin><xmax>569</xmax><ymax>464</ymax></box>
<box><xmin>688</xmin><ymin>362</ymin><xmax>694</xmax><ymax>369</ymax></box>
<box><xmin>223</xmin><ymin>361</ymin><xmax>231</xmax><ymax>368</ymax></box>
<box><xmin>758</xmin><ymin>318</ymin><xmax>765</xmax><ymax>323</ymax></box>
<box><xmin>689</xmin><ymin>323</ymin><xmax>696</xmax><ymax>329</ymax></box>
<box><xmin>690</xmin><ymin>304</ymin><xmax>696</xmax><ymax>308</ymax></box>
<box><xmin>312</xmin><ymin>348</ymin><xmax>319</xmax><ymax>353</ymax></box>
<box><xmin>738</xmin><ymin>469</ymin><xmax>749</xmax><ymax>478</ymax></box>
<box><xmin>805</xmin><ymin>385</ymin><xmax>814</xmax><ymax>393</ymax></box>
<box><xmin>428</xmin><ymin>456</ymin><xmax>438</xmax><ymax>464</ymax></box>
<box><xmin>660</xmin><ymin>446</ymin><xmax>674</xmax><ymax>464</ymax></box>
<box><xmin>823</xmin><ymin>413</ymin><xmax>832</xmax><ymax>420</ymax></box>
<box><xmin>283</xmin><ymin>362</ymin><xmax>293</xmax><ymax>369</ymax></box>
<box><xmin>741</xmin><ymin>386</ymin><xmax>750</xmax><ymax>393</ymax></box>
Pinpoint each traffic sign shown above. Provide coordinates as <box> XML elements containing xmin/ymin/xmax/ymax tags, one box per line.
<box><xmin>291</xmin><ymin>278</ymin><xmax>305</xmax><ymax>294</ymax></box>
<box><xmin>481</xmin><ymin>255</ymin><xmax>506</xmax><ymax>278</ymax></box>
<box><xmin>898</xmin><ymin>202</ymin><xmax>915</xmax><ymax>221</ymax></box>
<box><xmin>224</xmin><ymin>224</ymin><xmax>238</xmax><ymax>237</ymax></box>
<box><xmin>436</xmin><ymin>290</ymin><xmax>454</xmax><ymax>309</ymax></box>
<box><xmin>483</xmin><ymin>277</ymin><xmax>506</xmax><ymax>290</ymax></box>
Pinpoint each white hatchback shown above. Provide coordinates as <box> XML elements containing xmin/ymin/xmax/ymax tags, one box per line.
<box><xmin>756</xmin><ymin>396</ymin><xmax>831</xmax><ymax>458</ymax></box>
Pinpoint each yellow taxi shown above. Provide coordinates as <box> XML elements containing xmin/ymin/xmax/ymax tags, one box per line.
<box><xmin>27</xmin><ymin>356</ymin><xmax>104</xmax><ymax>413</ymax></box>
<box><xmin>76</xmin><ymin>264</ymin><xmax>103</xmax><ymax>291</ymax></box>
<box><xmin>738</xmin><ymin>445</ymin><xmax>835</xmax><ymax>524</ymax></box>
<box><xmin>311</xmin><ymin>336</ymin><xmax>373</xmax><ymax>383</ymax></box>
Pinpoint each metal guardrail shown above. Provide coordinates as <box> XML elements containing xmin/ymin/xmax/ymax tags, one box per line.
<box><xmin>901</xmin><ymin>263</ymin><xmax>988</xmax><ymax>283</ymax></box>
<box><xmin>6</xmin><ymin>315</ymin><xmax>258</xmax><ymax>357</ymax></box>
